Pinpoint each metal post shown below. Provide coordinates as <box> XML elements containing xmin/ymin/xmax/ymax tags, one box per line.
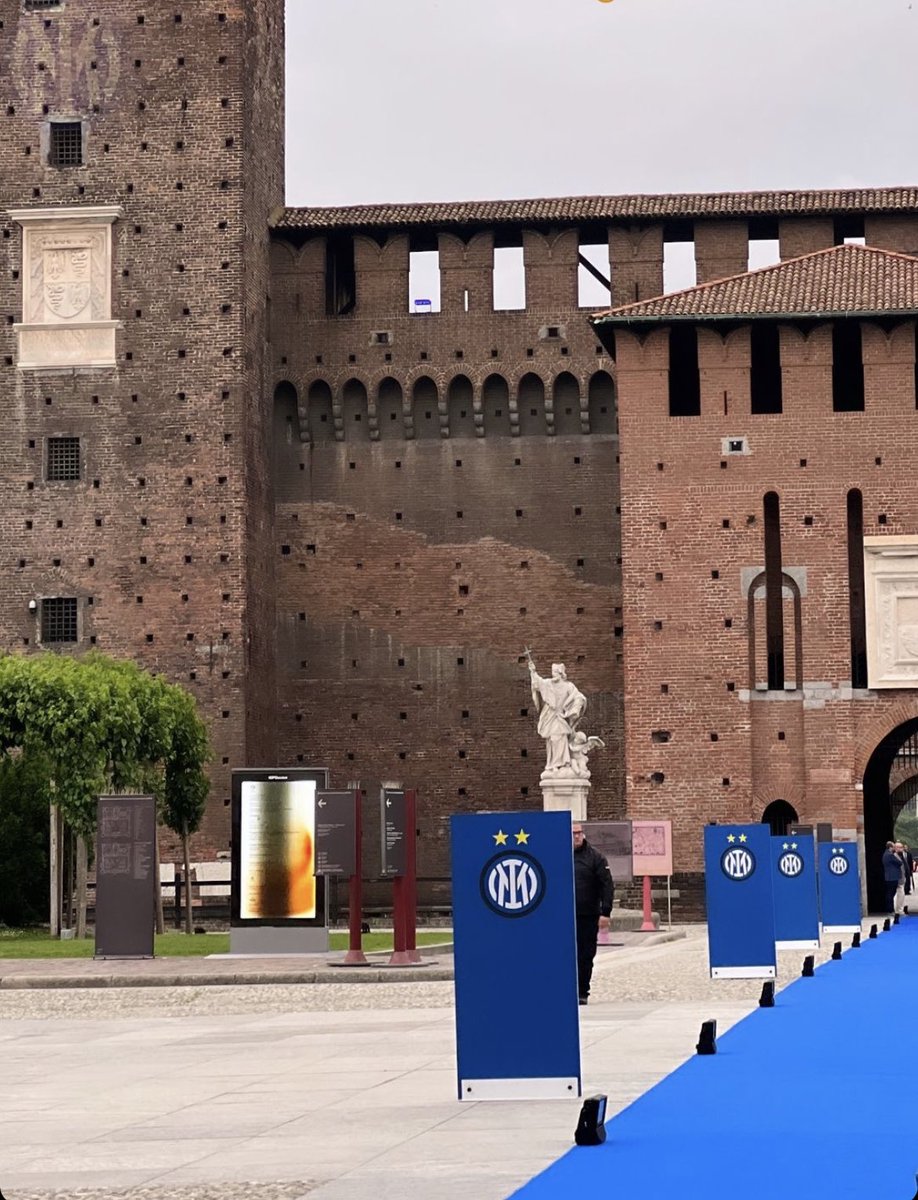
<box><xmin>640</xmin><ymin>874</ymin><xmax>655</xmax><ymax>932</ymax></box>
<box><xmin>344</xmin><ymin>787</ymin><xmax>368</xmax><ymax>965</ymax></box>
<box><xmin>406</xmin><ymin>789</ymin><xmax>421</xmax><ymax>963</ymax></box>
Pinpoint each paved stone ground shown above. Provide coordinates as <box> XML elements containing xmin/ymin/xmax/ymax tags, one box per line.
<box><xmin>0</xmin><ymin>922</ymin><xmax>884</xmax><ymax>1199</ymax></box>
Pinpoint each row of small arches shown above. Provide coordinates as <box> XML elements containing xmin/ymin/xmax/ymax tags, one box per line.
<box><xmin>273</xmin><ymin>371</ymin><xmax>617</xmax><ymax>443</ymax></box>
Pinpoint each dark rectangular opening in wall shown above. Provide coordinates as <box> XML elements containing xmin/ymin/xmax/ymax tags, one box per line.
<box><xmin>46</xmin><ymin>435</ymin><xmax>81</xmax><ymax>481</ymax></box>
<box><xmin>764</xmin><ymin>491</ymin><xmax>784</xmax><ymax>689</ymax></box>
<box><xmin>49</xmin><ymin>122</ymin><xmax>83</xmax><ymax>168</ymax></box>
<box><xmin>847</xmin><ymin>489</ymin><xmax>868</xmax><ymax>688</ymax></box>
<box><xmin>663</xmin><ymin>230</ymin><xmax>696</xmax><ymax>293</ymax></box>
<box><xmin>750</xmin><ymin>322</ymin><xmax>782</xmax><ymax>414</ymax></box>
<box><xmin>578</xmin><ymin>241</ymin><xmax>611</xmax><ymax>308</ymax></box>
<box><xmin>668</xmin><ymin>324</ymin><xmax>700</xmax><ymax>416</ymax></box>
<box><xmin>833</xmin><ymin>215</ymin><xmax>865</xmax><ymax>244</ymax></box>
<box><xmin>24</xmin><ymin>0</ymin><xmax>63</xmax><ymax>8</ymax></box>
<box><xmin>325</xmin><ymin>235</ymin><xmax>355</xmax><ymax>316</ymax></box>
<box><xmin>41</xmin><ymin>597</ymin><xmax>77</xmax><ymax>643</ymax></box>
<box><xmin>832</xmin><ymin>322</ymin><xmax>864</xmax><ymax>412</ymax></box>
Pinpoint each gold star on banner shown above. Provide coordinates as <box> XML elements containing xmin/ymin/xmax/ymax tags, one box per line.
<box><xmin>738</xmin><ymin>834</ymin><xmax>748</xmax><ymax>843</ymax></box>
<box><xmin>515</xmin><ymin>829</ymin><xmax>530</xmax><ymax>845</ymax></box>
<box><xmin>727</xmin><ymin>834</ymin><xmax>736</xmax><ymax>844</ymax></box>
<box><xmin>493</xmin><ymin>830</ymin><xmax>508</xmax><ymax>846</ymax></box>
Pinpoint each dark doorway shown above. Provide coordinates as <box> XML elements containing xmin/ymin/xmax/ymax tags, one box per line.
<box><xmin>762</xmin><ymin>799</ymin><xmax>798</xmax><ymax>836</ymax></box>
<box><xmin>863</xmin><ymin>718</ymin><xmax>918</xmax><ymax>912</ymax></box>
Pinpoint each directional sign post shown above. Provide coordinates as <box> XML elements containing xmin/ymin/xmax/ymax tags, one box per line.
<box><xmin>381</xmin><ymin>789</ymin><xmax>407</xmax><ymax>878</ymax></box>
<box><xmin>451</xmin><ymin>811</ymin><xmax>581</xmax><ymax>1100</ymax></box>
<box><xmin>315</xmin><ymin>791</ymin><xmax>357</xmax><ymax>878</ymax></box>
<box><xmin>704</xmin><ymin>824</ymin><xmax>776</xmax><ymax>979</ymax></box>
<box><xmin>771</xmin><ymin>833</ymin><xmax>820</xmax><ymax>950</ymax></box>
<box><xmin>819</xmin><ymin>842</ymin><xmax>862</xmax><ymax>933</ymax></box>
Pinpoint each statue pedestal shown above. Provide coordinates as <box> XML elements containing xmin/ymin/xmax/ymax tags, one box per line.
<box><xmin>539</xmin><ymin>772</ymin><xmax>589</xmax><ymax>821</ymax></box>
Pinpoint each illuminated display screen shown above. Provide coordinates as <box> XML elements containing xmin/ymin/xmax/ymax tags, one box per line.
<box><xmin>231</xmin><ymin>770</ymin><xmax>327</xmax><ymax>925</ymax></box>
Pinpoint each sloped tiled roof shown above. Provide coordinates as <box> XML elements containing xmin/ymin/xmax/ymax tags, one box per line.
<box><xmin>274</xmin><ymin>186</ymin><xmax>918</xmax><ymax>232</ymax></box>
<box><xmin>590</xmin><ymin>244</ymin><xmax>918</xmax><ymax>326</ymax></box>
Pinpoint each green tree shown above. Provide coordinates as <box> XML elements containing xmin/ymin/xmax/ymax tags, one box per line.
<box><xmin>0</xmin><ymin>752</ymin><xmax>52</xmax><ymax>926</ymax></box>
<box><xmin>0</xmin><ymin>652</ymin><xmax>210</xmax><ymax>938</ymax></box>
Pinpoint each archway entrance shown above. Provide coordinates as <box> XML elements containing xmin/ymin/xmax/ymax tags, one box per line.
<box><xmin>863</xmin><ymin>719</ymin><xmax>918</xmax><ymax>912</ymax></box>
<box><xmin>761</xmin><ymin>799</ymin><xmax>799</xmax><ymax>836</ymax></box>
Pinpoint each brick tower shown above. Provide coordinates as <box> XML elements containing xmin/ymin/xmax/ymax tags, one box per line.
<box><xmin>0</xmin><ymin>0</ymin><xmax>285</xmax><ymax>849</ymax></box>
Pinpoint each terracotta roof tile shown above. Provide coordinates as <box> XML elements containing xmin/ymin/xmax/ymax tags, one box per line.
<box><xmin>590</xmin><ymin>244</ymin><xmax>918</xmax><ymax>325</ymax></box>
<box><xmin>274</xmin><ymin>186</ymin><xmax>918</xmax><ymax>232</ymax></box>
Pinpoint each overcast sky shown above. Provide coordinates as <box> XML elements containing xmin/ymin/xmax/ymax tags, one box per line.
<box><xmin>286</xmin><ymin>0</ymin><xmax>918</xmax><ymax>209</ymax></box>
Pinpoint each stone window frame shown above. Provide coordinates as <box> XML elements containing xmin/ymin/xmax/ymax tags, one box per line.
<box><xmin>863</xmin><ymin>536</ymin><xmax>918</xmax><ymax>690</ymax></box>
<box><xmin>8</xmin><ymin>205</ymin><xmax>123</xmax><ymax>371</ymax></box>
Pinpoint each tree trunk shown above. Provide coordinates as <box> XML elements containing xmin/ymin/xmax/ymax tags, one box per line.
<box><xmin>153</xmin><ymin>825</ymin><xmax>165</xmax><ymax>936</ymax></box>
<box><xmin>182</xmin><ymin>822</ymin><xmax>193</xmax><ymax>936</ymax></box>
<box><xmin>61</xmin><ymin>823</ymin><xmax>72</xmax><ymax>931</ymax></box>
<box><xmin>75</xmin><ymin>835</ymin><xmax>88</xmax><ymax>939</ymax></box>
<box><xmin>49</xmin><ymin>803</ymin><xmax>61</xmax><ymax>937</ymax></box>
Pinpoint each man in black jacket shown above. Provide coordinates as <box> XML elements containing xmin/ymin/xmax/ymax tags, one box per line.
<box><xmin>572</xmin><ymin>822</ymin><xmax>614</xmax><ymax>1005</ymax></box>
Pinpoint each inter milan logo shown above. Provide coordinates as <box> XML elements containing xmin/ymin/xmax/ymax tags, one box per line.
<box><xmin>829</xmin><ymin>849</ymin><xmax>849</xmax><ymax>876</ymax></box>
<box><xmin>721</xmin><ymin>846</ymin><xmax>756</xmax><ymax>881</ymax></box>
<box><xmin>779</xmin><ymin>851</ymin><xmax>804</xmax><ymax>878</ymax></box>
<box><xmin>481</xmin><ymin>852</ymin><xmax>546</xmax><ymax>918</ymax></box>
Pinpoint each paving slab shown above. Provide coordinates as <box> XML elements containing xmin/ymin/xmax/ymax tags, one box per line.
<box><xmin>0</xmin><ymin>922</ymin><xmax>885</xmax><ymax>1199</ymax></box>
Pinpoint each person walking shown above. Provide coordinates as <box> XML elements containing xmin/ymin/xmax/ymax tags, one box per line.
<box><xmin>882</xmin><ymin>840</ymin><xmax>903</xmax><ymax>915</ymax></box>
<box><xmin>902</xmin><ymin>841</ymin><xmax>915</xmax><ymax>914</ymax></box>
<box><xmin>572</xmin><ymin>822</ymin><xmax>614</xmax><ymax>1005</ymax></box>
<box><xmin>894</xmin><ymin>841</ymin><xmax>909</xmax><ymax>915</ymax></box>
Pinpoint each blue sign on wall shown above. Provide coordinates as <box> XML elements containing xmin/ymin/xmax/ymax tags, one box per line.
<box><xmin>704</xmin><ymin>824</ymin><xmax>776</xmax><ymax>979</ymax></box>
<box><xmin>451</xmin><ymin>811</ymin><xmax>581</xmax><ymax>1101</ymax></box>
<box><xmin>818</xmin><ymin>842</ymin><xmax>861</xmax><ymax>933</ymax></box>
<box><xmin>771</xmin><ymin>833</ymin><xmax>820</xmax><ymax>950</ymax></box>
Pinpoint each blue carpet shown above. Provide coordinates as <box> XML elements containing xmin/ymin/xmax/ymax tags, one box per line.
<box><xmin>511</xmin><ymin>921</ymin><xmax>918</xmax><ymax>1199</ymax></box>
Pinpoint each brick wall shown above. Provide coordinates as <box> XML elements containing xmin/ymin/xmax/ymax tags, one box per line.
<box><xmin>0</xmin><ymin>0</ymin><xmax>284</xmax><ymax>856</ymax></box>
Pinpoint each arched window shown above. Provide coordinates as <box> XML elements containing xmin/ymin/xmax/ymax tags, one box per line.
<box><xmin>553</xmin><ymin>372</ymin><xmax>581</xmax><ymax>435</ymax></box>
<box><xmin>272</xmin><ymin>382</ymin><xmax>300</xmax><ymax>495</ymax></box>
<box><xmin>341</xmin><ymin>378</ymin><xmax>369</xmax><ymax>443</ymax></box>
<box><xmin>517</xmin><ymin>373</ymin><xmax>546</xmax><ymax>436</ymax></box>
<box><xmin>447</xmin><ymin>375</ymin><xmax>476</xmax><ymax>438</ymax></box>
<box><xmin>762</xmin><ymin>799</ymin><xmax>799</xmax><ymax>836</ymax></box>
<box><xmin>482</xmin><ymin>374</ymin><xmax>510</xmax><ymax>436</ymax></box>
<box><xmin>412</xmin><ymin>376</ymin><xmax>440</xmax><ymax>440</ymax></box>
<box><xmin>588</xmin><ymin>370</ymin><xmax>616</xmax><ymax>434</ymax></box>
<box><xmin>377</xmin><ymin>378</ymin><xmax>404</xmax><ymax>441</ymax></box>
<box><xmin>306</xmin><ymin>380</ymin><xmax>334</xmax><ymax>444</ymax></box>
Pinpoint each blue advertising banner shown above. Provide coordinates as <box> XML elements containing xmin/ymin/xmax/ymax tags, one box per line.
<box><xmin>704</xmin><ymin>824</ymin><xmax>776</xmax><ymax>979</ymax></box>
<box><xmin>451</xmin><ymin>811</ymin><xmax>581</xmax><ymax>1101</ymax></box>
<box><xmin>771</xmin><ymin>834</ymin><xmax>820</xmax><ymax>950</ymax></box>
<box><xmin>818</xmin><ymin>842</ymin><xmax>861</xmax><ymax>933</ymax></box>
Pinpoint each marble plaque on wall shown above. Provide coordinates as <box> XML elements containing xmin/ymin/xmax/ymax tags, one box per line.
<box><xmin>8</xmin><ymin>205</ymin><xmax>122</xmax><ymax>370</ymax></box>
<box><xmin>864</xmin><ymin>536</ymin><xmax>918</xmax><ymax>689</ymax></box>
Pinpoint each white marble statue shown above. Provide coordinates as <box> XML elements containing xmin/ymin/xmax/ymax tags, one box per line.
<box><xmin>570</xmin><ymin>731</ymin><xmax>605</xmax><ymax>779</ymax></box>
<box><xmin>526</xmin><ymin>653</ymin><xmax>588</xmax><ymax>773</ymax></box>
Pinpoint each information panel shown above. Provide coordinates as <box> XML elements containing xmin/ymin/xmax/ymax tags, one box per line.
<box><xmin>380</xmin><ymin>788</ymin><xmax>406</xmax><ymax>877</ymax></box>
<box><xmin>632</xmin><ymin>819</ymin><xmax>673</xmax><ymax>876</ymax></box>
<box><xmin>451</xmin><ymin>810</ymin><xmax>581</xmax><ymax>1101</ymax></box>
<box><xmin>582</xmin><ymin>820</ymin><xmax>633</xmax><ymax>885</ymax></box>
<box><xmin>818</xmin><ymin>841</ymin><xmax>862</xmax><ymax>933</ymax></box>
<box><xmin>704</xmin><ymin>823</ymin><xmax>776</xmax><ymax>979</ymax></box>
<box><xmin>95</xmin><ymin>794</ymin><xmax>156</xmax><ymax>959</ymax></box>
<box><xmin>771</xmin><ymin>833</ymin><xmax>820</xmax><ymax>950</ymax></box>
<box><xmin>315</xmin><ymin>790</ymin><xmax>358</xmax><ymax>877</ymax></box>
<box><xmin>230</xmin><ymin>768</ymin><xmax>327</xmax><ymax>927</ymax></box>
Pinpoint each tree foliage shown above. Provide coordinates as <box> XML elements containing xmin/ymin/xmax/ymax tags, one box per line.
<box><xmin>0</xmin><ymin>752</ymin><xmax>52</xmax><ymax>925</ymax></box>
<box><xmin>0</xmin><ymin>652</ymin><xmax>210</xmax><ymax>842</ymax></box>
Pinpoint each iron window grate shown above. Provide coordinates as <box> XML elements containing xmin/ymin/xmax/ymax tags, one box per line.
<box><xmin>46</xmin><ymin>436</ymin><xmax>81</xmax><ymax>481</ymax></box>
<box><xmin>24</xmin><ymin>1</ymin><xmax>64</xmax><ymax>10</ymax></box>
<box><xmin>41</xmin><ymin>597</ymin><xmax>78</xmax><ymax>644</ymax></box>
<box><xmin>49</xmin><ymin>122</ymin><xmax>83</xmax><ymax>168</ymax></box>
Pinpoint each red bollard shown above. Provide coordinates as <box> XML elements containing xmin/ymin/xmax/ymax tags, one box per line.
<box><xmin>640</xmin><ymin>874</ymin><xmax>655</xmax><ymax>932</ymax></box>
